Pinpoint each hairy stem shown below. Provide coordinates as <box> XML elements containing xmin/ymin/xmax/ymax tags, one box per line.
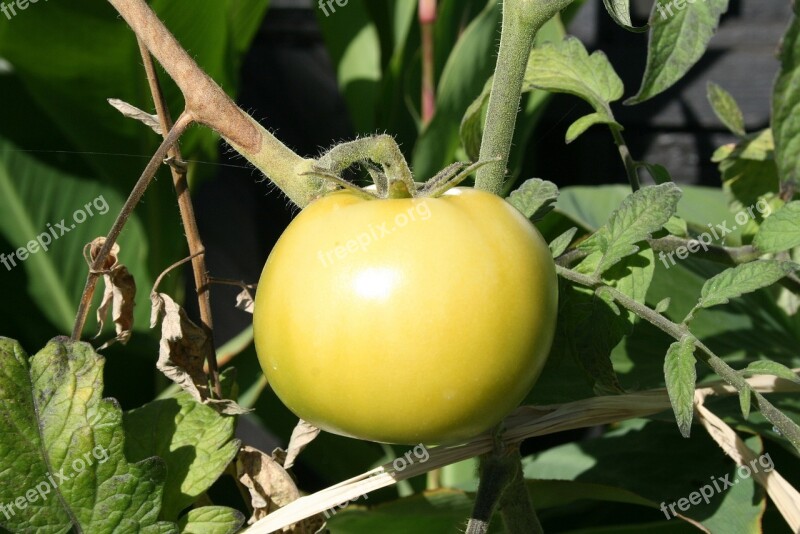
<box><xmin>475</xmin><ymin>0</ymin><xmax>575</xmax><ymax>195</ymax></box>
<box><xmin>72</xmin><ymin>113</ymin><xmax>193</xmax><ymax>340</ymax></box>
<box><xmin>138</xmin><ymin>39</ymin><xmax>222</xmax><ymax>399</ymax></box>
<box><xmin>610</xmin><ymin>126</ymin><xmax>641</xmax><ymax>192</ymax></box>
<box><xmin>555</xmin><ymin>264</ymin><xmax>800</xmax><ymax>453</ymax></box>
<box><xmin>106</xmin><ymin>0</ymin><xmax>323</xmax><ymax>207</ymax></box>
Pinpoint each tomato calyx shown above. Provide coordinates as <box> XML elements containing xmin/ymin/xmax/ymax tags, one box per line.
<box><xmin>300</xmin><ymin>134</ymin><xmax>501</xmax><ymax>201</ymax></box>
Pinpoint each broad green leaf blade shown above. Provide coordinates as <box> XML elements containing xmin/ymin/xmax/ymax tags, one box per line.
<box><xmin>707</xmin><ymin>82</ymin><xmax>746</xmax><ymax>137</ymax></box>
<box><xmin>525</xmin><ymin>36</ymin><xmax>623</xmax><ymax>114</ymax></box>
<box><xmin>0</xmin><ymin>337</ymin><xmax>177</xmax><ymax>533</ymax></box>
<box><xmin>754</xmin><ymin>201</ymin><xmax>800</xmax><ymax>253</ymax></box>
<box><xmin>178</xmin><ymin>507</ymin><xmax>245</xmax><ymax>534</ymax></box>
<box><xmin>0</xmin><ymin>137</ymin><xmax>153</xmax><ymax>336</ymax></box>
<box><xmin>664</xmin><ymin>337</ymin><xmax>697</xmax><ymax>438</ymax></box>
<box><xmin>772</xmin><ymin>2</ymin><xmax>800</xmax><ymax>193</ymax></box>
<box><xmin>565</xmin><ymin>112</ymin><xmax>621</xmax><ymax>144</ymax></box>
<box><xmin>627</xmin><ymin>0</ymin><xmax>729</xmax><ymax>104</ymax></box>
<box><xmin>741</xmin><ymin>361</ymin><xmax>800</xmax><ymax>385</ymax></box>
<box><xmin>124</xmin><ymin>377</ymin><xmax>242</xmax><ymax>521</ymax></box>
<box><xmin>602</xmin><ymin>0</ymin><xmax>648</xmax><ymax>33</ymax></box>
<box><xmin>638</xmin><ymin>162</ymin><xmax>673</xmax><ymax>185</ymax></box>
<box><xmin>549</xmin><ymin>227</ymin><xmax>578</xmax><ymax>257</ymax></box>
<box><xmin>697</xmin><ymin>261</ymin><xmax>800</xmax><ymax>310</ymax></box>
<box><xmin>506</xmin><ymin>178</ymin><xmax>559</xmax><ymax>221</ymax></box>
<box><xmin>579</xmin><ymin>183</ymin><xmax>682</xmax><ymax>275</ymax></box>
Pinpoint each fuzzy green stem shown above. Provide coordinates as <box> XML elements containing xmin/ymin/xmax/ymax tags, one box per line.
<box><xmin>475</xmin><ymin>0</ymin><xmax>575</xmax><ymax>195</ymax></box>
<box><xmin>555</xmin><ymin>264</ymin><xmax>800</xmax><ymax>453</ymax></box>
<box><xmin>610</xmin><ymin>126</ymin><xmax>641</xmax><ymax>192</ymax></box>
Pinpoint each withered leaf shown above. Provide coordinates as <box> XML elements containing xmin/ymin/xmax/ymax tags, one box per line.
<box><xmin>108</xmin><ymin>98</ymin><xmax>164</xmax><ymax>135</ymax></box>
<box><xmin>236</xmin><ymin>287</ymin><xmax>256</xmax><ymax>314</ymax></box>
<box><xmin>284</xmin><ymin>420</ymin><xmax>321</xmax><ymax>470</ymax></box>
<box><xmin>237</xmin><ymin>446</ymin><xmax>325</xmax><ymax>532</ymax></box>
<box><xmin>87</xmin><ymin>237</ymin><xmax>136</xmax><ymax>349</ymax></box>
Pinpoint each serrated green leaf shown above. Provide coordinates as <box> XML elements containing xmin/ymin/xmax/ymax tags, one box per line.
<box><xmin>507</xmin><ymin>178</ymin><xmax>559</xmax><ymax>221</ymax></box>
<box><xmin>602</xmin><ymin>0</ymin><xmax>648</xmax><ymax>33</ymax></box>
<box><xmin>707</xmin><ymin>82</ymin><xmax>746</xmax><ymax>137</ymax></box>
<box><xmin>525</xmin><ymin>37</ymin><xmax>623</xmax><ymax>115</ymax></box>
<box><xmin>754</xmin><ymin>201</ymin><xmax>800</xmax><ymax>253</ymax></box>
<box><xmin>738</xmin><ymin>385</ymin><xmax>752</xmax><ymax>420</ymax></box>
<box><xmin>741</xmin><ymin>361</ymin><xmax>800</xmax><ymax>385</ymax></box>
<box><xmin>664</xmin><ymin>336</ymin><xmax>697</xmax><ymax>438</ymax></box>
<box><xmin>0</xmin><ymin>337</ymin><xmax>177</xmax><ymax>533</ymax></box>
<box><xmin>627</xmin><ymin>0</ymin><xmax>729</xmax><ymax>104</ymax></box>
<box><xmin>773</xmin><ymin>2</ymin><xmax>800</xmax><ymax>192</ymax></box>
<box><xmin>124</xmin><ymin>374</ymin><xmax>241</xmax><ymax>521</ymax></box>
<box><xmin>565</xmin><ymin>112</ymin><xmax>621</xmax><ymax>144</ymax></box>
<box><xmin>178</xmin><ymin>507</ymin><xmax>245</xmax><ymax>534</ymax></box>
<box><xmin>549</xmin><ymin>227</ymin><xmax>578</xmax><ymax>257</ymax></box>
<box><xmin>696</xmin><ymin>260</ymin><xmax>799</xmax><ymax>311</ymax></box>
<box><xmin>579</xmin><ymin>183</ymin><xmax>682</xmax><ymax>275</ymax></box>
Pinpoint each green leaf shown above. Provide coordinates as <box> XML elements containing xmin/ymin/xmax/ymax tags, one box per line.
<box><xmin>0</xmin><ymin>337</ymin><xmax>177</xmax><ymax>533</ymax></box>
<box><xmin>549</xmin><ymin>227</ymin><xmax>578</xmax><ymax>257</ymax></box>
<box><xmin>637</xmin><ymin>162</ymin><xmax>673</xmax><ymax>185</ymax></box>
<box><xmin>579</xmin><ymin>183</ymin><xmax>682</xmax><ymax>275</ymax></box>
<box><xmin>525</xmin><ymin>36</ymin><xmax>623</xmax><ymax>115</ymax></box>
<box><xmin>654</xmin><ymin>298</ymin><xmax>671</xmax><ymax>314</ymax></box>
<box><xmin>772</xmin><ymin>2</ymin><xmax>800</xmax><ymax>192</ymax></box>
<box><xmin>741</xmin><ymin>361</ymin><xmax>800</xmax><ymax>385</ymax></box>
<box><xmin>506</xmin><ymin>178</ymin><xmax>559</xmax><ymax>221</ymax></box>
<box><xmin>566</xmin><ymin>112</ymin><xmax>621</xmax><ymax>144</ymax></box>
<box><xmin>754</xmin><ymin>201</ymin><xmax>800</xmax><ymax>253</ymax></box>
<box><xmin>738</xmin><ymin>386</ymin><xmax>752</xmax><ymax>420</ymax></box>
<box><xmin>627</xmin><ymin>0</ymin><xmax>729</xmax><ymax>104</ymax></box>
<box><xmin>178</xmin><ymin>507</ymin><xmax>245</xmax><ymax>534</ymax></box>
<box><xmin>664</xmin><ymin>337</ymin><xmax>697</xmax><ymax>438</ymax></box>
<box><xmin>695</xmin><ymin>260</ymin><xmax>799</xmax><ymax>311</ymax></box>
<box><xmin>707</xmin><ymin>82</ymin><xmax>746</xmax><ymax>137</ymax></box>
<box><xmin>123</xmin><ymin>373</ymin><xmax>242</xmax><ymax>521</ymax></box>
<box><xmin>460</xmin><ymin>78</ymin><xmax>492</xmax><ymax>161</ymax></box>
<box><xmin>602</xmin><ymin>0</ymin><xmax>648</xmax><ymax>33</ymax></box>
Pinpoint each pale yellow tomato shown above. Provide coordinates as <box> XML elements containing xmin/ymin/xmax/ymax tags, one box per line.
<box><xmin>254</xmin><ymin>187</ymin><xmax>557</xmax><ymax>444</ymax></box>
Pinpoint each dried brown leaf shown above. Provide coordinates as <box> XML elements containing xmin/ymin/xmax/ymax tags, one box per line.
<box><xmin>236</xmin><ymin>287</ymin><xmax>256</xmax><ymax>314</ymax></box>
<box><xmin>284</xmin><ymin>420</ymin><xmax>321</xmax><ymax>470</ymax></box>
<box><xmin>87</xmin><ymin>238</ymin><xmax>136</xmax><ymax>349</ymax></box>
<box><xmin>237</xmin><ymin>446</ymin><xmax>325</xmax><ymax>532</ymax></box>
<box><xmin>108</xmin><ymin>98</ymin><xmax>164</xmax><ymax>134</ymax></box>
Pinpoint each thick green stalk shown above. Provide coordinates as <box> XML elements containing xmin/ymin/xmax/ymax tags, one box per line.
<box><xmin>475</xmin><ymin>0</ymin><xmax>575</xmax><ymax>195</ymax></box>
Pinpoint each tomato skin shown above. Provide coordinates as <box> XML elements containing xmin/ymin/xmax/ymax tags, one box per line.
<box><xmin>254</xmin><ymin>187</ymin><xmax>557</xmax><ymax>445</ymax></box>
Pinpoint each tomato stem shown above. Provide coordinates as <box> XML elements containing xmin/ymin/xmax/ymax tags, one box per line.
<box><xmin>475</xmin><ymin>0</ymin><xmax>576</xmax><ymax>195</ymax></box>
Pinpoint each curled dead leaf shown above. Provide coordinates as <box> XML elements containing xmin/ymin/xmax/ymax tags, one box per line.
<box><xmin>284</xmin><ymin>420</ymin><xmax>321</xmax><ymax>470</ymax></box>
<box><xmin>86</xmin><ymin>237</ymin><xmax>136</xmax><ymax>349</ymax></box>
<box><xmin>236</xmin><ymin>287</ymin><xmax>256</xmax><ymax>314</ymax></box>
<box><xmin>108</xmin><ymin>98</ymin><xmax>164</xmax><ymax>135</ymax></box>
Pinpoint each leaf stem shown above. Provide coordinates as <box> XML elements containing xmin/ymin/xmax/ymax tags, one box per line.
<box><xmin>71</xmin><ymin>113</ymin><xmax>193</xmax><ymax>341</ymax></box>
<box><xmin>475</xmin><ymin>0</ymin><xmax>575</xmax><ymax>195</ymax></box>
<box><xmin>555</xmin><ymin>263</ymin><xmax>800</xmax><ymax>452</ymax></box>
<box><xmin>610</xmin><ymin>125</ymin><xmax>641</xmax><ymax>192</ymax></box>
<box><xmin>137</xmin><ymin>39</ymin><xmax>223</xmax><ymax>399</ymax></box>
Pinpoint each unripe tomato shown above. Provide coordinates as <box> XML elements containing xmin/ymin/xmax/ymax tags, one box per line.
<box><xmin>254</xmin><ymin>187</ymin><xmax>557</xmax><ymax>444</ymax></box>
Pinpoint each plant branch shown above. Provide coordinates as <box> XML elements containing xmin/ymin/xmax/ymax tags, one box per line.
<box><xmin>420</xmin><ymin>0</ymin><xmax>437</xmax><ymax>125</ymax></box>
<box><xmin>555</xmin><ymin>264</ymin><xmax>800</xmax><ymax>453</ymax></box>
<box><xmin>610</xmin><ymin>125</ymin><xmax>641</xmax><ymax>192</ymax></box>
<box><xmin>137</xmin><ymin>39</ymin><xmax>222</xmax><ymax>399</ymax></box>
<box><xmin>106</xmin><ymin>0</ymin><xmax>326</xmax><ymax>207</ymax></box>
<box><xmin>475</xmin><ymin>0</ymin><xmax>575</xmax><ymax>195</ymax></box>
<box><xmin>71</xmin><ymin>113</ymin><xmax>193</xmax><ymax>341</ymax></box>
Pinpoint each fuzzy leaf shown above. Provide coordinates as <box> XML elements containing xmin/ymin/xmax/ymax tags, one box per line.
<box><xmin>0</xmin><ymin>337</ymin><xmax>177</xmax><ymax>533</ymax></box>
<box><xmin>741</xmin><ymin>361</ymin><xmax>800</xmax><ymax>385</ymax></box>
<box><xmin>507</xmin><ymin>178</ymin><xmax>559</xmax><ymax>221</ymax></box>
<box><xmin>754</xmin><ymin>201</ymin><xmax>800</xmax><ymax>253</ymax></box>
<box><xmin>579</xmin><ymin>183</ymin><xmax>682</xmax><ymax>275</ymax></box>
<box><xmin>628</xmin><ymin>0</ymin><xmax>729</xmax><ymax>104</ymax></box>
<box><xmin>696</xmin><ymin>261</ymin><xmax>799</xmax><ymax>310</ymax></box>
<box><xmin>738</xmin><ymin>386</ymin><xmax>752</xmax><ymax>420</ymax></box>
<box><xmin>602</xmin><ymin>0</ymin><xmax>648</xmax><ymax>32</ymax></box>
<box><xmin>123</xmin><ymin>381</ymin><xmax>242</xmax><ymax>521</ymax></box>
<box><xmin>178</xmin><ymin>507</ymin><xmax>244</xmax><ymax>534</ymax></box>
<box><xmin>664</xmin><ymin>336</ymin><xmax>697</xmax><ymax>438</ymax></box>
<box><xmin>549</xmin><ymin>228</ymin><xmax>578</xmax><ymax>257</ymax></box>
<box><xmin>566</xmin><ymin>113</ymin><xmax>621</xmax><ymax>144</ymax></box>
<box><xmin>707</xmin><ymin>82</ymin><xmax>746</xmax><ymax>137</ymax></box>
